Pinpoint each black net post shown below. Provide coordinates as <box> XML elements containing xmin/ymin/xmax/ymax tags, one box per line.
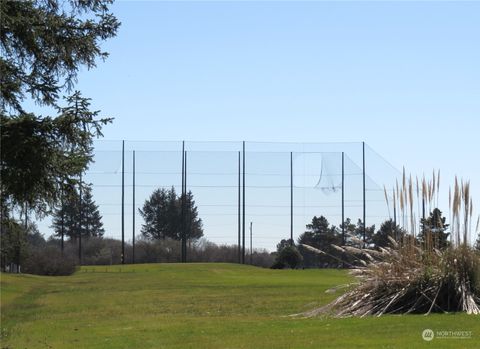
<box><xmin>362</xmin><ymin>142</ymin><xmax>366</xmax><ymax>246</ymax></box>
<box><xmin>121</xmin><ymin>140</ymin><xmax>125</xmax><ymax>264</ymax></box>
<box><xmin>79</xmin><ymin>172</ymin><xmax>83</xmax><ymax>265</ymax></box>
<box><xmin>132</xmin><ymin>150</ymin><xmax>136</xmax><ymax>264</ymax></box>
<box><xmin>342</xmin><ymin>151</ymin><xmax>345</xmax><ymax>246</ymax></box>
<box><xmin>242</xmin><ymin>141</ymin><xmax>246</xmax><ymax>264</ymax></box>
<box><xmin>290</xmin><ymin>152</ymin><xmax>293</xmax><ymax>245</ymax></box>
<box><xmin>238</xmin><ymin>151</ymin><xmax>241</xmax><ymax>263</ymax></box>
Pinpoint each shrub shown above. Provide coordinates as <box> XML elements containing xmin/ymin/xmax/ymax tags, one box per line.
<box><xmin>297</xmin><ymin>175</ymin><xmax>480</xmax><ymax>317</ymax></box>
<box><xmin>23</xmin><ymin>246</ymin><xmax>77</xmax><ymax>276</ymax></box>
<box><xmin>272</xmin><ymin>245</ymin><xmax>303</xmax><ymax>269</ymax></box>
<box><xmin>300</xmin><ymin>242</ymin><xmax>480</xmax><ymax>316</ymax></box>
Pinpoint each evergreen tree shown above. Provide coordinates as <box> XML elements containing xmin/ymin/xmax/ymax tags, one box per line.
<box><xmin>51</xmin><ymin>185</ymin><xmax>104</xmax><ymax>240</ymax></box>
<box><xmin>0</xmin><ymin>220</ymin><xmax>44</xmax><ymax>271</ymax></box>
<box><xmin>1</xmin><ymin>0</ymin><xmax>120</xmax><ymax>112</ymax></box>
<box><xmin>166</xmin><ymin>188</ymin><xmax>180</xmax><ymax>239</ymax></box>
<box><xmin>1</xmin><ymin>0</ymin><xmax>119</xmax><ymax>217</ymax></box>
<box><xmin>419</xmin><ymin>208</ymin><xmax>450</xmax><ymax>249</ymax></box>
<box><xmin>0</xmin><ymin>218</ymin><xmax>27</xmax><ymax>270</ymax></box>
<box><xmin>139</xmin><ymin>188</ymin><xmax>170</xmax><ymax>240</ymax></box>
<box><xmin>276</xmin><ymin>239</ymin><xmax>294</xmax><ymax>251</ymax></box>
<box><xmin>82</xmin><ymin>187</ymin><xmax>105</xmax><ymax>238</ymax></box>
<box><xmin>337</xmin><ymin>218</ymin><xmax>375</xmax><ymax>248</ymax></box>
<box><xmin>272</xmin><ymin>245</ymin><xmax>303</xmax><ymax>269</ymax></box>
<box><xmin>139</xmin><ymin>188</ymin><xmax>203</xmax><ymax>241</ymax></box>
<box><xmin>51</xmin><ymin>190</ymin><xmax>78</xmax><ymax>241</ymax></box>
<box><xmin>351</xmin><ymin>219</ymin><xmax>375</xmax><ymax>248</ymax></box>
<box><xmin>339</xmin><ymin>218</ymin><xmax>356</xmax><ymax>244</ymax></box>
<box><xmin>372</xmin><ymin>219</ymin><xmax>406</xmax><ymax>248</ymax></box>
<box><xmin>184</xmin><ymin>191</ymin><xmax>203</xmax><ymax>241</ymax></box>
<box><xmin>297</xmin><ymin>216</ymin><xmax>341</xmax><ymax>268</ymax></box>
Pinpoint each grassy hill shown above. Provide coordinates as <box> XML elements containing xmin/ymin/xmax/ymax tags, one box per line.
<box><xmin>1</xmin><ymin>263</ymin><xmax>479</xmax><ymax>348</ymax></box>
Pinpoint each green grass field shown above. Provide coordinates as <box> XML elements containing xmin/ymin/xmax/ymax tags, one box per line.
<box><xmin>1</xmin><ymin>263</ymin><xmax>479</xmax><ymax>348</ymax></box>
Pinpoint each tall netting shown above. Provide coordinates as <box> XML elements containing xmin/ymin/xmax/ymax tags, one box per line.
<box><xmin>35</xmin><ymin>141</ymin><xmax>401</xmax><ymax>251</ymax></box>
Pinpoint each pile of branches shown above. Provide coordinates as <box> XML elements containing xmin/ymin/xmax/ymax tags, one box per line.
<box><xmin>298</xmin><ymin>238</ymin><xmax>480</xmax><ymax>317</ymax></box>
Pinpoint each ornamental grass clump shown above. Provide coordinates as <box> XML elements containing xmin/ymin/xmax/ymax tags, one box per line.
<box><xmin>299</xmin><ymin>172</ymin><xmax>480</xmax><ymax>317</ymax></box>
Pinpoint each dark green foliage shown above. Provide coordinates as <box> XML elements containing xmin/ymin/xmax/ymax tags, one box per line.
<box><xmin>51</xmin><ymin>184</ymin><xmax>104</xmax><ymax>240</ymax></box>
<box><xmin>0</xmin><ymin>219</ymin><xmax>51</xmax><ymax>273</ymax></box>
<box><xmin>1</xmin><ymin>93</ymin><xmax>112</xmax><ymax>217</ymax></box>
<box><xmin>419</xmin><ymin>208</ymin><xmax>450</xmax><ymax>249</ymax></box>
<box><xmin>297</xmin><ymin>216</ymin><xmax>342</xmax><ymax>268</ymax></box>
<box><xmin>140</xmin><ymin>187</ymin><xmax>169</xmax><ymax>239</ymax></box>
<box><xmin>139</xmin><ymin>187</ymin><xmax>203</xmax><ymax>241</ymax></box>
<box><xmin>0</xmin><ymin>0</ymin><xmax>120</xmax><ymax>111</ymax></box>
<box><xmin>372</xmin><ymin>219</ymin><xmax>406</xmax><ymax>248</ymax></box>
<box><xmin>184</xmin><ymin>191</ymin><xmax>203</xmax><ymax>240</ymax></box>
<box><xmin>339</xmin><ymin>218</ymin><xmax>356</xmax><ymax>244</ymax></box>
<box><xmin>349</xmin><ymin>219</ymin><xmax>375</xmax><ymax>247</ymax></box>
<box><xmin>1</xmin><ymin>0</ymin><xmax>118</xmax><ymax>218</ymax></box>
<box><xmin>25</xmin><ymin>222</ymin><xmax>46</xmax><ymax>247</ymax></box>
<box><xmin>0</xmin><ymin>218</ymin><xmax>27</xmax><ymax>270</ymax></box>
<box><xmin>272</xmin><ymin>245</ymin><xmax>303</xmax><ymax>269</ymax></box>
<box><xmin>297</xmin><ymin>215</ymin><xmax>382</xmax><ymax>268</ymax></box>
<box><xmin>276</xmin><ymin>238</ymin><xmax>294</xmax><ymax>251</ymax></box>
<box><xmin>80</xmin><ymin>186</ymin><xmax>105</xmax><ymax>238</ymax></box>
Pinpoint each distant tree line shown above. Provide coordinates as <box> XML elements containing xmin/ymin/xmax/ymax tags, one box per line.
<box><xmin>273</xmin><ymin>208</ymin><xmax>452</xmax><ymax>269</ymax></box>
<box><xmin>1</xmin><ymin>228</ymin><xmax>275</xmax><ymax>275</ymax></box>
<box><xmin>0</xmin><ymin>175</ymin><xmax>464</xmax><ymax>275</ymax></box>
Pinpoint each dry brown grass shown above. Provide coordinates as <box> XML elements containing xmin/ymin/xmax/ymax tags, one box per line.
<box><xmin>298</xmin><ymin>241</ymin><xmax>479</xmax><ymax>317</ymax></box>
<box><xmin>298</xmin><ymin>175</ymin><xmax>480</xmax><ymax>317</ymax></box>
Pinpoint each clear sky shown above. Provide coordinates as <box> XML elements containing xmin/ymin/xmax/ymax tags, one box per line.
<box><xmin>80</xmin><ymin>1</ymin><xmax>479</xmax><ymax>170</ymax></box>
<box><xmin>34</xmin><ymin>1</ymin><xmax>480</xmax><ymax>248</ymax></box>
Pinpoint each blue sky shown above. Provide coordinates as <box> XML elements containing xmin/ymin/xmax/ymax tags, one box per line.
<box><xmin>34</xmin><ymin>1</ymin><xmax>480</xmax><ymax>247</ymax></box>
<box><xmin>81</xmin><ymin>1</ymin><xmax>479</xmax><ymax>152</ymax></box>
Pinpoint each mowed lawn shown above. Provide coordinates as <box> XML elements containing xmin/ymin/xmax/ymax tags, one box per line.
<box><xmin>1</xmin><ymin>264</ymin><xmax>479</xmax><ymax>349</ymax></box>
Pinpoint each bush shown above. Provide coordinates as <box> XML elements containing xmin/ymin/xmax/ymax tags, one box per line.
<box><xmin>272</xmin><ymin>245</ymin><xmax>303</xmax><ymax>269</ymax></box>
<box><xmin>299</xmin><ymin>242</ymin><xmax>480</xmax><ymax>316</ymax></box>
<box><xmin>23</xmin><ymin>246</ymin><xmax>77</xmax><ymax>276</ymax></box>
<box><xmin>271</xmin><ymin>260</ymin><xmax>286</xmax><ymax>269</ymax></box>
